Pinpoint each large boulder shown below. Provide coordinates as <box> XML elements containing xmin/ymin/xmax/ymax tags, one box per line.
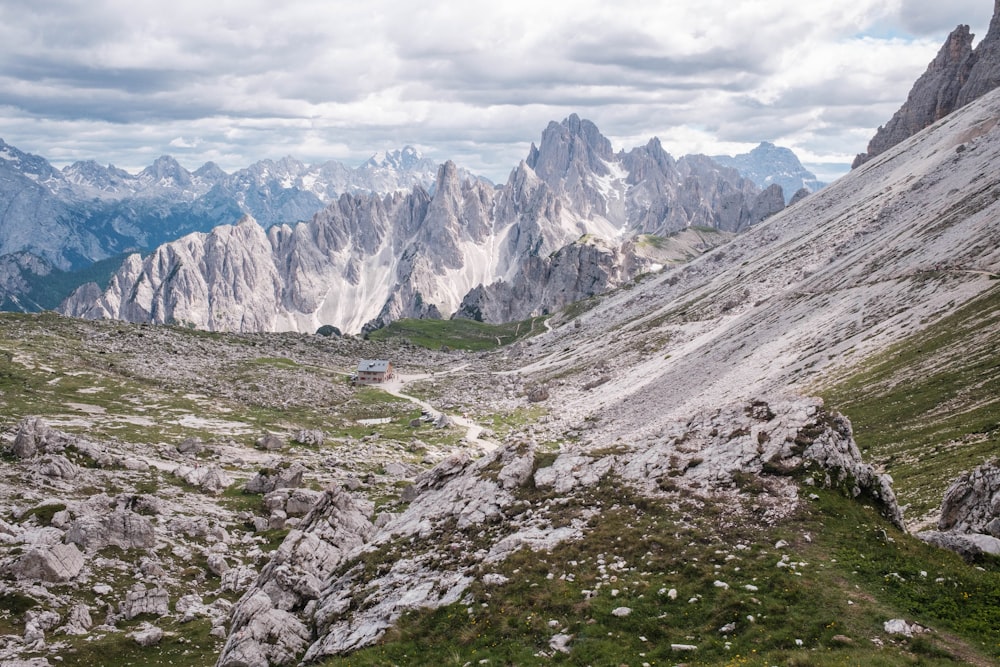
<box><xmin>11</xmin><ymin>543</ymin><xmax>84</xmax><ymax>582</ymax></box>
<box><xmin>65</xmin><ymin>508</ymin><xmax>155</xmax><ymax>551</ymax></box>
<box><xmin>937</xmin><ymin>459</ymin><xmax>1000</xmax><ymax>535</ymax></box>
<box><xmin>217</xmin><ymin>486</ymin><xmax>374</xmax><ymax>667</ymax></box>
<box><xmin>121</xmin><ymin>585</ymin><xmax>170</xmax><ymax>620</ymax></box>
<box><xmin>173</xmin><ymin>464</ymin><xmax>233</xmax><ymax>495</ymax></box>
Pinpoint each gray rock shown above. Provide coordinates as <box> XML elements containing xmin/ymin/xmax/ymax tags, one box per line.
<box><xmin>12</xmin><ymin>543</ymin><xmax>84</xmax><ymax>582</ymax></box>
<box><xmin>853</xmin><ymin>25</ymin><xmax>976</xmax><ymax>168</ymax></box>
<box><xmin>129</xmin><ymin>623</ymin><xmax>164</xmax><ymax>646</ymax></box>
<box><xmin>855</xmin><ymin>3</ymin><xmax>1000</xmax><ymax>168</ymax></box>
<box><xmin>221</xmin><ymin>565</ymin><xmax>258</xmax><ymax>593</ymax></box>
<box><xmin>173</xmin><ymin>464</ymin><xmax>233</xmax><ymax>495</ymax></box>
<box><xmin>35</xmin><ymin>455</ymin><xmax>77</xmax><ymax>479</ymax></box>
<box><xmin>66</xmin><ymin>508</ymin><xmax>155</xmax><ymax>551</ymax></box>
<box><xmin>218</xmin><ymin>487</ymin><xmax>375</xmax><ymax>667</ymax></box>
<box><xmin>177</xmin><ymin>437</ymin><xmax>204</xmax><ymax>455</ymax></box>
<box><xmin>917</xmin><ymin>530</ymin><xmax>1000</xmax><ymax>560</ymax></box>
<box><xmin>217</xmin><ymin>591</ymin><xmax>311</xmax><ymax>667</ymax></box>
<box><xmin>749</xmin><ymin>184</ymin><xmax>786</xmax><ymax>225</ymax></box>
<box><xmin>937</xmin><ymin>459</ymin><xmax>1000</xmax><ymax>534</ymax></box>
<box><xmin>207</xmin><ymin>554</ymin><xmax>230</xmax><ymax>577</ymax></box>
<box><xmin>12</xmin><ymin>417</ymin><xmax>51</xmax><ymax>458</ymax></box>
<box><xmin>291</xmin><ymin>429</ymin><xmax>324</xmax><ymax>447</ymax></box>
<box><xmin>245</xmin><ymin>462</ymin><xmax>306</xmax><ymax>494</ymax></box>
<box><xmin>121</xmin><ymin>585</ymin><xmax>170</xmax><ymax>620</ymax></box>
<box><xmin>56</xmin><ymin>604</ymin><xmax>92</xmax><ymax>636</ymax></box>
<box><xmin>549</xmin><ymin>633</ymin><xmax>573</xmax><ymax>654</ymax></box>
<box><xmin>256</xmin><ymin>434</ymin><xmax>286</xmax><ymax>451</ymax></box>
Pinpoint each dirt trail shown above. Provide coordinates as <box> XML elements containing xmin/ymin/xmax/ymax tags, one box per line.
<box><xmin>381</xmin><ymin>366</ymin><xmax>497</xmax><ymax>452</ymax></box>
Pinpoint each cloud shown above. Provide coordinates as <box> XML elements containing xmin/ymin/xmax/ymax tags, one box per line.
<box><xmin>0</xmin><ymin>0</ymin><xmax>987</xmax><ymax>183</ymax></box>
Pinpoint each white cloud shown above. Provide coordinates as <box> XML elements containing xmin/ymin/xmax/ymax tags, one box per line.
<box><xmin>0</xmin><ymin>0</ymin><xmax>989</xmax><ymax>182</ymax></box>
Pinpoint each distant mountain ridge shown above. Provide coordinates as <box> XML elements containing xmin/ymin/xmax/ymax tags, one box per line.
<box><xmin>61</xmin><ymin>115</ymin><xmax>792</xmax><ymax>334</ymax></box>
<box><xmin>713</xmin><ymin>142</ymin><xmax>826</xmax><ymax>203</ymax></box>
<box><xmin>0</xmin><ymin>142</ymin><xmax>474</xmax><ymax>309</ymax></box>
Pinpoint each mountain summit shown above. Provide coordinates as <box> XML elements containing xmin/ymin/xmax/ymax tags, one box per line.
<box><xmin>853</xmin><ymin>0</ymin><xmax>1000</xmax><ymax>167</ymax></box>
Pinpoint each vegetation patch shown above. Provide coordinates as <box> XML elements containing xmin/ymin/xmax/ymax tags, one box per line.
<box><xmin>818</xmin><ymin>284</ymin><xmax>1000</xmax><ymax>520</ymax></box>
<box><xmin>367</xmin><ymin>316</ymin><xmax>547</xmax><ymax>351</ymax></box>
<box><xmin>318</xmin><ymin>484</ymin><xmax>999</xmax><ymax>666</ymax></box>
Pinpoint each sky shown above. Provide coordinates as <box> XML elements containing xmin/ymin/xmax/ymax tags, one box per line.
<box><xmin>0</xmin><ymin>1</ymin><xmax>994</xmax><ymax>184</ymax></box>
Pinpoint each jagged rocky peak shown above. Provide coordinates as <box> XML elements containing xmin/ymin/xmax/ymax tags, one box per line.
<box><xmin>854</xmin><ymin>1</ymin><xmax>1000</xmax><ymax>167</ymax></box>
<box><xmin>0</xmin><ymin>139</ymin><xmax>64</xmax><ymax>182</ymax></box>
<box><xmin>958</xmin><ymin>0</ymin><xmax>1000</xmax><ymax>105</ymax></box>
<box><xmin>193</xmin><ymin>161</ymin><xmax>228</xmax><ymax>182</ymax></box>
<box><xmin>139</xmin><ymin>155</ymin><xmax>193</xmax><ymax>189</ymax></box>
<box><xmin>364</xmin><ymin>145</ymin><xmax>423</xmax><ymax>171</ymax></box>
<box><xmin>526</xmin><ymin>113</ymin><xmax>614</xmax><ymax>185</ymax></box>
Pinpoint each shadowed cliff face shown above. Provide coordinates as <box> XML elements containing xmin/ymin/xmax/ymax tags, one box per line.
<box><xmin>853</xmin><ymin>1</ymin><xmax>1000</xmax><ymax>168</ymax></box>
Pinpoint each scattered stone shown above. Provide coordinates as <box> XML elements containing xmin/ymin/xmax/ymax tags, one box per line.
<box><xmin>177</xmin><ymin>437</ymin><xmax>205</xmax><ymax>455</ymax></box>
<box><xmin>611</xmin><ymin>607</ymin><xmax>632</xmax><ymax>617</ymax></box>
<box><xmin>207</xmin><ymin>553</ymin><xmax>230</xmax><ymax>576</ymax></box>
<box><xmin>245</xmin><ymin>462</ymin><xmax>306</xmax><ymax>494</ymax></box>
<box><xmin>719</xmin><ymin>622</ymin><xmax>737</xmax><ymax>634</ymax></box>
<box><xmin>256</xmin><ymin>434</ymin><xmax>286</xmax><ymax>451</ymax></box>
<box><xmin>883</xmin><ymin>619</ymin><xmax>928</xmax><ymax>637</ymax></box>
<box><xmin>549</xmin><ymin>633</ymin><xmax>573</xmax><ymax>654</ymax></box>
<box><xmin>292</xmin><ymin>429</ymin><xmax>325</xmax><ymax>447</ymax></box>
<box><xmin>671</xmin><ymin>644</ymin><xmax>698</xmax><ymax>652</ymax></box>
<box><xmin>527</xmin><ymin>386</ymin><xmax>550</xmax><ymax>403</ymax></box>
<box><xmin>482</xmin><ymin>573</ymin><xmax>509</xmax><ymax>587</ymax></box>
<box><xmin>129</xmin><ymin>623</ymin><xmax>164</xmax><ymax>647</ymax></box>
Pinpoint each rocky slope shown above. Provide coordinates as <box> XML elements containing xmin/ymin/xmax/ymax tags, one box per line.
<box><xmin>61</xmin><ymin>116</ymin><xmax>786</xmax><ymax>333</ymax></box>
<box><xmin>853</xmin><ymin>0</ymin><xmax>1000</xmax><ymax>167</ymax></box>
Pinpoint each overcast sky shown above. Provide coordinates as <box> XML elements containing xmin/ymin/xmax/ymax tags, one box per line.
<box><xmin>0</xmin><ymin>1</ymin><xmax>994</xmax><ymax>183</ymax></box>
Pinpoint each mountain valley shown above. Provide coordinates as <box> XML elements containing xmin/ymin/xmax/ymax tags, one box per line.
<box><xmin>0</xmin><ymin>77</ymin><xmax>999</xmax><ymax>666</ymax></box>
<box><xmin>3</xmin><ymin>5</ymin><xmax>1000</xmax><ymax>667</ymax></box>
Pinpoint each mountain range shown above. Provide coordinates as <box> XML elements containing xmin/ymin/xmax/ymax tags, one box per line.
<box><xmin>60</xmin><ymin>117</ymin><xmax>808</xmax><ymax>334</ymax></box>
<box><xmin>0</xmin><ymin>143</ymin><xmax>467</xmax><ymax>310</ymax></box>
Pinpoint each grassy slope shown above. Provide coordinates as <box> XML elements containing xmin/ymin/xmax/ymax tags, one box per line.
<box><xmin>367</xmin><ymin>316</ymin><xmax>548</xmax><ymax>351</ymax></box>
<box><xmin>319</xmin><ymin>480</ymin><xmax>1000</xmax><ymax>667</ymax></box>
<box><xmin>818</xmin><ymin>283</ymin><xmax>1000</xmax><ymax>523</ymax></box>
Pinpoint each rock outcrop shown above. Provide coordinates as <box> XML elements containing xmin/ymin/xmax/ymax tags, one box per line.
<box><xmin>215</xmin><ymin>397</ymin><xmax>900</xmax><ymax>666</ymax></box>
<box><xmin>217</xmin><ymin>486</ymin><xmax>375</xmax><ymax>667</ymax></box>
<box><xmin>10</xmin><ymin>543</ymin><xmax>84</xmax><ymax>582</ymax></box>
<box><xmin>854</xmin><ymin>2</ymin><xmax>1000</xmax><ymax>167</ymax></box>
<box><xmin>917</xmin><ymin>459</ymin><xmax>1000</xmax><ymax>559</ymax></box>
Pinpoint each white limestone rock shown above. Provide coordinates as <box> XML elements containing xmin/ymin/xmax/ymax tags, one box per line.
<box><xmin>173</xmin><ymin>464</ymin><xmax>233</xmax><ymax>495</ymax></box>
<box><xmin>120</xmin><ymin>585</ymin><xmax>169</xmax><ymax>620</ymax></box>
<box><xmin>66</xmin><ymin>507</ymin><xmax>155</xmax><ymax>551</ymax></box>
<box><xmin>11</xmin><ymin>543</ymin><xmax>84</xmax><ymax>582</ymax></box>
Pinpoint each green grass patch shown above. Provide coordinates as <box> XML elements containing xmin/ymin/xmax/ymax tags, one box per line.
<box><xmin>317</xmin><ymin>481</ymin><xmax>999</xmax><ymax>667</ymax></box>
<box><xmin>818</xmin><ymin>284</ymin><xmax>1000</xmax><ymax>520</ymax></box>
<box><xmin>49</xmin><ymin>617</ymin><xmax>221</xmax><ymax>667</ymax></box>
<box><xmin>367</xmin><ymin>316</ymin><xmax>547</xmax><ymax>351</ymax></box>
